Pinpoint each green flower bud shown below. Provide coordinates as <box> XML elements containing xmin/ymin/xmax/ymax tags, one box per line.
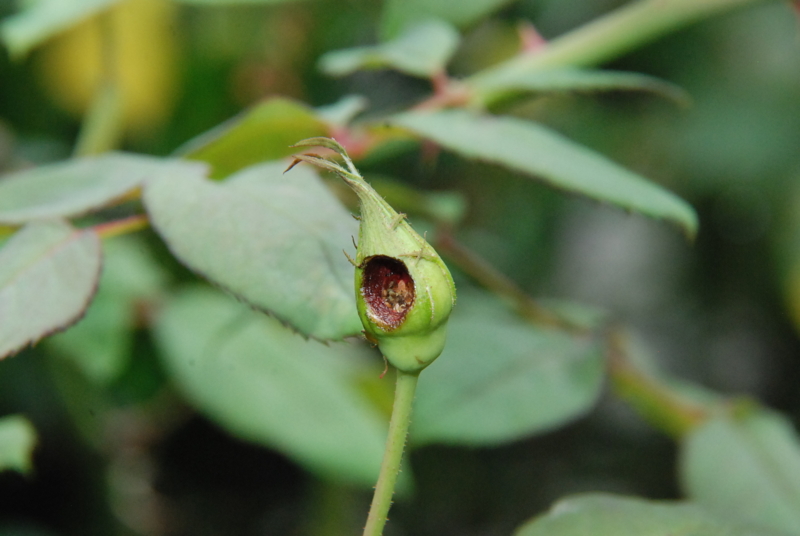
<box><xmin>288</xmin><ymin>138</ymin><xmax>456</xmax><ymax>372</ymax></box>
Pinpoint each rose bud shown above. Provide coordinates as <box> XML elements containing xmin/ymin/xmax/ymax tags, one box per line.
<box><xmin>288</xmin><ymin>137</ymin><xmax>456</xmax><ymax>372</ymax></box>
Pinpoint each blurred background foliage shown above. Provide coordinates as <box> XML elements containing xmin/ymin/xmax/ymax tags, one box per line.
<box><xmin>1</xmin><ymin>0</ymin><xmax>800</xmax><ymax>535</ymax></box>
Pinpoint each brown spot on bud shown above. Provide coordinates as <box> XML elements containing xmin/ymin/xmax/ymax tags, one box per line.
<box><xmin>361</xmin><ymin>255</ymin><xmax>415</xmax><ymax>330</ymax></box>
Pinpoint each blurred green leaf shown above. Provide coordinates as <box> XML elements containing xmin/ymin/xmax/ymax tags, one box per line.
<box><xmin>0</xmin><ymin>415</ymin><xmax>37</xmax><ymax>474</ymax></box>
<box><xmin>471</xmin><ymin>68</ymin><xmax>690</xmax><ymax>106</ymax></box>
<box><xmin>0</xmin><ymin>0</ymin><xmax>119</xmax><ymax>59</ymax></box>
<box><xmin>0</xmin><ymin>221</ymin><xmax>101</xmax><ymax>359</ymax></box>
<box><xmin>319</xmin><ymin>20</ymin><xmax>460</xmax><ymax>79</ymax></box>
<box><xmin>392</xmin><ymin>110</ymin><xmax>698</xmax><ymax>239</ymax></box>
<box><xmin>173</xmin><ymin>0</ymin><xmax>304</xmax><ymax>4</ymax></box>
<box><xmin>155</xmin><ymin>286</ymin><xmax>387</xmax><ymax>486</ymax></box>
<box><xmin>316</xmin><ymin>95</ymin><xmax>369</xmax><ymax>127</ymax></box>
<box><xmin>514</xmin><ymin>493</ymin><xmax>792</xmax><ymax>536</ymax></box>
<box><xmin>0</xmin><ymin>153</ymin><xmax>204</xmax><ymax>226</ymax></box>
<box><xmin>49</xmin><ymin>297</ymin><xmax>129</xmax><ymax>383</ymax></box>
<box><xmin>177</xmin><ymin>97</ymin><xmax>329</xmax><ymax>179</ymax></box>
<box><xmin>380</xmin><ymin>0</ymin><xmax>513</xmax><ymax>39</ymax></box>
<box><xmin>47</xmin><ymin>235</ymin><xmax>167</xmax><ymax>384</ymax></box>
<box><xmin>143</xmin><ymin>160</ymin><xmax>362</xmax><ymax>341</ymax></box>
<box><xmin>680</xmin><ymin>411</ymin><xmax>800</xmax><ymax>534</ymax></box>
<box><xmin>411</xmin><ymin>292</ymin><xmax>604</xmax><ymax>446</ymax></box>
<box><xmin>368</xmin><ymin>175</ymin><xmax>468</xmax><ymax>227</ymax></box>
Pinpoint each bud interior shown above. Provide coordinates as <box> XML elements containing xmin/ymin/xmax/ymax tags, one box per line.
<box><xmin>361</xmin><ymin>255</ymin><xmax>415</xmax><ymax>330</ymax></box>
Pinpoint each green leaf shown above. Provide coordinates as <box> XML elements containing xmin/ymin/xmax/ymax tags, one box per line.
<box><xmin>679</xmin><ymin>411</ymin><xmax>800</xmax><ymax>534</ymax></box>
<box><xmin>368</xmin><ymin>175</ymin><xmax>468</xmax><ymax>227</ymax></box>
<box><xmin>392</xmin><ymin>110</ymin><xmax>698</xmax><ymax>239</ymax></box>
<box><xmin>316</xmin><ymin>95</ymin><xmax>369</xmax><ymax>127</ymax></box>
<box><xmin>47</xmin><ymin>235</ymin><xmax>167</xmax><ymax>383</ymax></box>
<box><xmin>319</xmin><ymin>20</ymin><xmax>460</xmax><ymax>79</ymax></box>
<box><xmin>177</xmin><ymin>97</ymin><xmax>329</xmax><ymax>179</ymax></box>
<box><xmin>470</xmin><ymin>68</ymin><xmax>690</xmax><ymax>106</ymax></box>
<box><xmin>411</xmin><ymin>292</ymin><xmax>604</xmax><ymax>446</ymax></box>
<box><xmin>0</xmin><ymin>415</ymin><xmax>37</xmax><ymax>474</ymax></box>
<box><xmin>514</xmin><ymin>493</ymin><xmax>792</xmax><ymax>536</ymax></box>
<box><xmin>0</xmin><ymin>153</ymin><xmax>203</xmax><ymax>226</ymax></box>
<box><xmin>173</xmin><ymin>0</ymin><xmax>304</xmax><ymax>4</ymax></box>
<box><xmin>0</xmin><ymin>0</ymin><xmax>120</xmax><ymax>59</ymax></box>
<box><xmin>155</xmin><ymin>286</ymin><xmax>388</xmax><ymax>486</ymax></box>
<box><xmin>0</xmin><ymin>220</ymin><xmax>102</xmax><ymax>359</ymax></box>
<box><xmin>143</xmin><ymin>160</ymin><xmax>362</xmax><ymax>341</ymax></box>
<box><xmin>380</xmin><ymin>0</ymin><xmax>513</xmax><ymax>39</ymax></box>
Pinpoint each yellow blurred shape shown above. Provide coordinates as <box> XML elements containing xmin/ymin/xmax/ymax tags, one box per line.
<box><xmin>37</xmin><ymin>0</ymin><xmax>179</xmax><ymax>135</ymax></box>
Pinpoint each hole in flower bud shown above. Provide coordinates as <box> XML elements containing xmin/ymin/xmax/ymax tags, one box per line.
<box><xmin>361</xmin><ymin>255</ymin><xmax>415</xmax><ymax>330</ymax></box>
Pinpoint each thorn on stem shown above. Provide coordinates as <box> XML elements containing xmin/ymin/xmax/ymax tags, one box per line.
<box><xmin>390</xmin><ymin>213</ymin><xmax>407</xmax><ymax>230</ymax></box>
<box><xmin>379</xmin><ymin>355</ymin><xmax>389</xmax><ymax>379</ymax></box>
<box><xmin>344</xmin><ymin>249</ymin><xmax>358</xmax><ymax>267</ymax></box>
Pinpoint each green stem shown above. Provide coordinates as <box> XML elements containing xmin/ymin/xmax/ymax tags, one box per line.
<box><xmin>435</xmin><ymin>232</ymin><xmax>586</xmax><ymax>334</ymax></box>
<box><xmin>607</xmin><ymin>327</ymin><xmax>708</xmax><ymax>438</ymax></box>
<box><xmin>469</xmin><ymin>0</ymin><xmax>776</xmax><ymax>106</ymax></box>
<box><xmin>74</xmin><ymin>83</ymin><xmax>124</xmax><ymax>156</ymax></box>
<box><xmin>363</xmin><ymin>369</ymin><xmax>419</xmax><ymax>536</ymax></box>
<box><xmin>74</xmin><ymin>11</ymin><xmax>124</xmax><ymax>156</ymax></box>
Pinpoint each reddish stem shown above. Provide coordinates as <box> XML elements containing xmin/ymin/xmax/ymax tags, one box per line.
<box><xmin>91</xmin><ymin>214</ymin><xmax>149</xmax><ymax>239</ymax></box>
<box><xmin>329</xmin><ymin>125</ymin><xmax>378</xmax><ymax>161</ymax></box>
<box><xmin>413</xmin><ymin>72</ymin><xmax>472</xmax><ymax>111</ymax></box>
<box><xmin>517</xmin><ymin>21</ymin><xmax>548</xmax><ymax>53</ymax></box>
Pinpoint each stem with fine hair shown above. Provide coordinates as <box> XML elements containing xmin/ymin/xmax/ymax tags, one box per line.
<box><xmin>363</xmin><ymin>369</ymin><xmax>419</xmax><ymax>536</ymax></box>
